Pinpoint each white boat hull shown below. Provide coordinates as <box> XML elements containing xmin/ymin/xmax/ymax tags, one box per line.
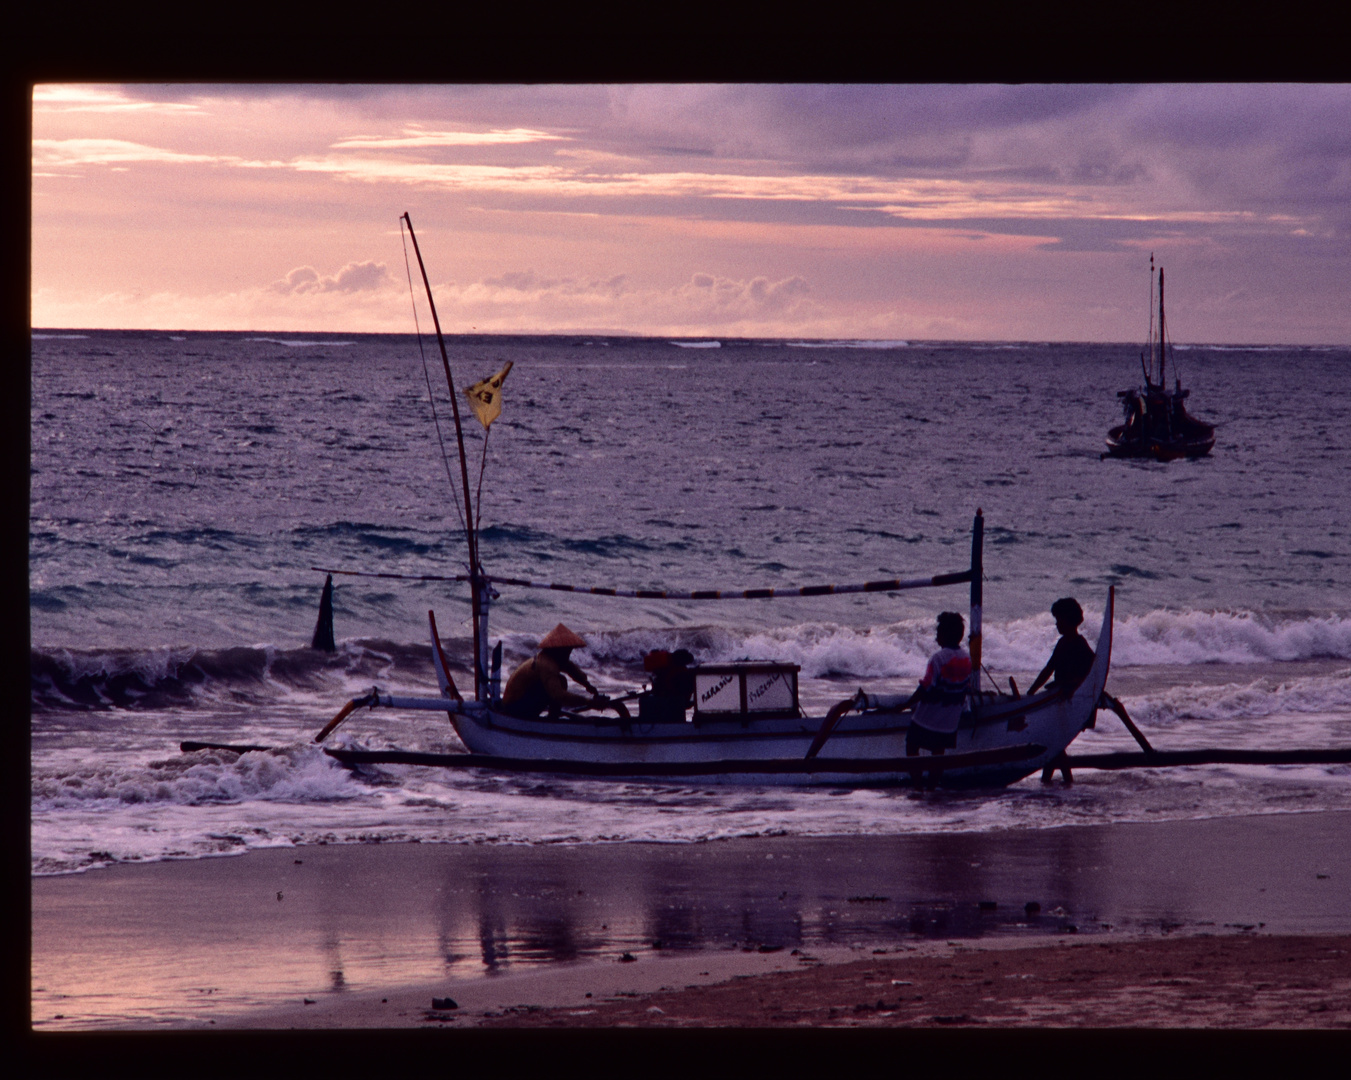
<box><xmin>443</xmin><ymin>592</ymin><xmax>1114</xmax><ymax>787</ymax></box>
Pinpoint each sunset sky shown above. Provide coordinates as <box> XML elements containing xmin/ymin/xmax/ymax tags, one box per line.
<box><xmin>30</xmin><ymin>83</ymin><xmax>1351</xmax><ymax>343</ymax></box>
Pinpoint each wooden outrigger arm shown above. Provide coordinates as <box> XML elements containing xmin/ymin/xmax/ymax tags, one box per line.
<box><xmin>1098</xmin><ymin>691</ymin><xmax>1154</xmax><ymax>754</ymax></box>
<box><xmin>314</xmin><ymin>691</ymin><xmax>377</xmax><ymax>743</ymax></box>
<box><xmin>315</xmin><ymin>689</ymin><xmax>489</xmax><ymax>743</ymax></box>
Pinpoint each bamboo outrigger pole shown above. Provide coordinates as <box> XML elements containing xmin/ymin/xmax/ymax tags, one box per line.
<box><xmin>401</xmin><ymin>212</ymin><xmax>486</xmax><ymax>700</ymax></box>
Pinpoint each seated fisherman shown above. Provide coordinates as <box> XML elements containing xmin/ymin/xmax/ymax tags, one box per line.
<box><xmin>1026</xmin><ymin>597</ymin><xmax>1096</xmax><ymax>696</ymax></box>
<box><xmin>651</xmin><ymin>649</ymin><xmax>695</xmax><ymax>704</ymax></box>
<box><xmin>501</xmin><ymin>623</ymin><xmax>626</xmax><ymax>720</ymax></box>
<box><xmin>903</xmin><ymin>611</ymin><xmax>973</xmax><ymax>757</ymax></box>
<box><xmin>640</xmin><ymin>648</ymin><xmax>696</xmax><ymax>722</ymax></box>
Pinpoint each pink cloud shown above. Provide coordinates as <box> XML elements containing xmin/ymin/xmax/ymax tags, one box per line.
<box><xmin>270</xmin><ymin>261</ymin><xmax>391</xmax><ymax>295</ymax></box>
<box><xmin>682</xmin><ymin>273</ymin><xmax>810</xmax><ymax>314</ymax></box>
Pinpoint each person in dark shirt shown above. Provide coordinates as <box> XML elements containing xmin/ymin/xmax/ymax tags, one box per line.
<box><xmin>639</xmin><ymin>647</ymin><xmax>697</xmax><ymax>722</ymax></box>
<box><xmin>1027</xmin><ymin>597</ymin><xmax>1096</xmax><ymax>695</ymax></box>
<box><xmin>651</xmin><ymin>648</ymin><xmax>696</xmax><ymax>707</ymax></box>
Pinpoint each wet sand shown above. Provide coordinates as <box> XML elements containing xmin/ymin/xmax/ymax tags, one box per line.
<box><xmin>480</xmin><ymin>932</ymin><xmax>1351</xmax><ymax>1029</ymax></box>
<box><xmin>31</xmin><ymin>811</ymin><xmax>1351</xmax><ymax>1030</ymax></box>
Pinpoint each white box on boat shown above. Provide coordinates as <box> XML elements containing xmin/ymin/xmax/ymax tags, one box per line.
<box><xmin>693</xmin><ymin>663</ymin><xmax>801</xmax><ymax>719</ymax></box>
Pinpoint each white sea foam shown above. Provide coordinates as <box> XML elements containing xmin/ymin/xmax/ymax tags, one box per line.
<box><xmin>32</xmin><ymin>709</ymin><xmax>1351</xmax><ymax>876</ymax></box>
<box><xmin>31</xmin><ymin>745</ymin><xmax>366</xmax><ymax>812</ymax></box>
<box><xmin>30</xmin><ymin>661</ymin><xmax>1351</xmax><ymax>875</ymax></box>
<box><xmin>579</xmin><ymin>609</ymin><xmax>1351</xmax><ymax>681</ymax></box>
<box><xmin>1126</xmin><ymin>669</ymin><xmax>1351</xmax><ymax>726</ymax></box>
<box><xmin>1110</xmin><ymin>609</ymin><xmax>1351</xmax><ymax>666</ymax></box>
<box><xmin>243</xmin><ymin>338</ymin><xmax>355</xmax><ymax>347</ymax></box>
<box><xmin>729</xmin><ymin>623</ymin><xmax>931</xmax><ymax>678</ymax></box>
<box><xmin>785</xmin><ymin>339</ymin><xmax>910</xmax><ymax>349</ymax></box>
<box><xmin>33</xmin><ymin>609</ymin><xmax>1351</xmax><ymax>719</ymax></box>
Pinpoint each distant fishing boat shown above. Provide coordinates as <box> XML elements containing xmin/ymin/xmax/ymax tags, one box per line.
<box><xmin>1104</xmin><ymin>257</ymin><xmax>1215</xmax><ymax>461</ymax></box>
<box><xmin>309</xmin><ymin>214</ymin><xmax>1117</xmax><ymax>788</ymax></box>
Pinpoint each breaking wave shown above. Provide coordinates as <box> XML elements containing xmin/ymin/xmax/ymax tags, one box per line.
<box><xmin>1109</xmin><ymin>609</ymin><xmax>1351</xmax><ymax>667</ymax></box>
<box><xmin>31</xmin><ymin>743</ymin><xmax>363</xmax><ymax>811</ymax></box>
<box><xmin>583</xmin><ymin>608</ymin><xmax>1351</xmax><ymax>679</ymax></box>
<box><xmin>29</xmin><ymin>639</ymin><xmax>471</xmax><ymax>712</ymax></box>
<box><xmin>1128</xmin><ymin>669</ymin><xmax>1351</xmax><ymax>726</ymax></box>
<box><xmin>31</xmin><ymin>608</ymin><xmax>1351</xmax><ymax>712</ymax></box>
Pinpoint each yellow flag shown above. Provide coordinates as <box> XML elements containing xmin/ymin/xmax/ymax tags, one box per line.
<box><xmin>463</xmin><ymin>361</ymin><xmax>513</xmax><ymax>429</ymax></box>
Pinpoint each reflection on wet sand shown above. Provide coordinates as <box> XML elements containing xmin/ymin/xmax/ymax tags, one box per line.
<box><xmin>32</xmin><ymin>813</ymin><xmax>1351</xmax><ymax>1028</ymax></box>
<box><xmin>427</xmin><ymin>828</ymin><xmax>1148</xmax><ymax>972</ymax></box>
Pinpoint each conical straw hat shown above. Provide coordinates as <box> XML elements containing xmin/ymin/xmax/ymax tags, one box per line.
<box><xmin>539</xmin><ymin>623</ymin><xmax>587</xmax><ymax>649</ymax></box>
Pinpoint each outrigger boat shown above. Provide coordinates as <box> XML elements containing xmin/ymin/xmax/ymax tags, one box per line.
<box><xmin>1104</xmin><ymin>256</ymin><xmax>1215</xmax><ymax>461</ymax></box>
<box><xmin>310</xmin><ymin>215</ymin><xmax>1117</xmax><ymax>788</ymax></box>
<box><xmin>316</xmin><ymin>517</ymin><xmax>1116</xmax><ymax>788</ymax></box>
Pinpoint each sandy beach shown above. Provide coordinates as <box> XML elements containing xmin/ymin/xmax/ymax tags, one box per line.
<box><xmin>192</xmin><ymin>931</ymin><xmax>1351</xmax><ymax>1031</ymax></box>
<box><xmin>475</xmin><ymin>932</ymin><xmax>1351</xmax><ymax>1029</ymax></box>
<box><xmin>31</xmin><ymin>810</ymin><xmax>1351</xmax><ymax>1032</ymax></box>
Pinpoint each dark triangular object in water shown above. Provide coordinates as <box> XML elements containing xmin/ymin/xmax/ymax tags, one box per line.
<box><xmin>311</xmin><ymin>574</ymin><xmax>336</xmax><ymax>652</ymax></box>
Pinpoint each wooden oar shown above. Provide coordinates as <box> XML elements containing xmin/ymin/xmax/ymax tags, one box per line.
<box><xmin>567</xmin><ymin>691</ymin><xmax>641</xmax><ymax>721</ymax></box>
<box><xmin>314</xmin><ymin>690</ymin><xmax>376</xmax><ymax>743</ymax></box>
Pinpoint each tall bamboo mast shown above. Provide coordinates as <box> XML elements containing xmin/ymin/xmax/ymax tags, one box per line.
<box><xmin>1157</xmin><ymin>266</ymin><xmax>1167</xmax><ymax>389</ymax></box>
<box><xmin>401</xmin><ymin>212</ymin><xmax>485</xmax><ymax>699</ymax></box>
<box><xmin>969</xmin><ymin>509</ymin><xmax>983</xmax><ymax>690</ymax></box>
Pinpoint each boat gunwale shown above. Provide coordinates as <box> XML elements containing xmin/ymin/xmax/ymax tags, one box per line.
<box><xmin>322</xmin><ymin>741</ymin><xmax>1050</xmax><ymax>777</ymax></box>
<box><xmin>453</xmin><ymin>683</ymin><xmax>1075</xmax><ymax>744</ymax></box>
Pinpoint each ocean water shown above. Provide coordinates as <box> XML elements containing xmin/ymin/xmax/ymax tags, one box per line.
<box><xmin>30</xmin><ymin>331</ymin><xmax>1351</xmax><ymax>876</ymax></box>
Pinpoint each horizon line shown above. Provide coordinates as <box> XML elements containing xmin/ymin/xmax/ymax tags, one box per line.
<box><xmin>29</xmin><ymin>327</ymin><xmax>1351</xmax><ymax>349</ymax></box>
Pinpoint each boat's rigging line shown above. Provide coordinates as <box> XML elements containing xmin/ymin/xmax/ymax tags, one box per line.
<box><xmin>401</xmin><ymin>213</ymin><xmax>489</xmax><ymax>697</ymax></box>
<box><xmin>1145</xmin><ymin>253</ymin><xmax>1184</xmax><ymax>389</ymax></box>
<box><xmin>399</xmin><ymin>217</ymin><xmax>465</xmax><ymax>538</ymax></box>
<box><xmin>309</xmin><ymin>564</ymin><xmax>974</xmax><ymax>600</ymax></box>
<box><xmin>473</xmin><ymin>424</ymin><xmax>491</xmax><ymax>540</ymax></box>
<box><xmin>1145</xmin><ymin>253</ymin><xmax>1156</xmax><ymax>383</ymax></box>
